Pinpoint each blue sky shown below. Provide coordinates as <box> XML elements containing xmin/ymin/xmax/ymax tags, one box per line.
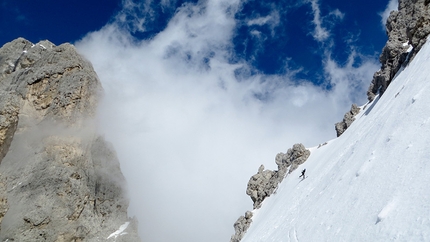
<box><xmin>2</xmin><ymin>0</ymin><xmax>389</xmax><ymax>83</ymax></box>
<box><xmin>0</xmin><ymin>0</ymin><xmax>120</xmax><ymax>45</ymax></box>
<box><xmin>1</xmin><ymin>0</ymin><xmax>398</xmax><ymax>241</ymax></box>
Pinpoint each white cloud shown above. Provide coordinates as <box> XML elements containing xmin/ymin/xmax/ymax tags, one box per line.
<box><xmin>380</xmin><ymin>0</ymin><xmax>398</xmax><ymax>31</ymax></box>
<box><xmin>75</xmin><ymin>0</ymin><xmax>379</xmax><ymax>241</ymax></box>
<box><xmin>247</xmin><ymin>10</ymin><xmax>280</xmax><ymax>29</ymax></box>
<box><xmin>247</xmin><ymin>15</ymin><xmax>272</xmax><ymax>26</ymax></box>
<box><xmin>305</xmin><ymin>0</ymin><xmax>344</xmax><ymax>43</ymax></box>
<box><xmin>241</xmin><ymin>9</ymin><xmax>280</xmax><ymax>59</ymax></box>
<box><xmin>330</xmin><ymin>9</ymin><xmax>345</xmax><ymax>20</ymax></box>
<box><xmin>250</xmin><ymin>29</ymin><xmax>262</xmax><ymax>36</ymax></box>
<box><xmin>160</xmin><ymin>0</ymin><xmax>177</xmax><ymax>8</ymax></box>
<box><xmin>115</xmin><ymin>0</ymin><xmax>157</xmax><ymax>33</ymax></box>
<box><xmin>308</xmin><ymin>0</ymin><xmax>330</xmax><ymax>42</ymax></box>
<box><xmin>246</xmin><ymin>10</ymin><xmax>280</xmax><ymax>38</ymax></box>
<box><xmin>323</xmin><ymin>50</ymin><xmax>380</xmax><ymax>104</ymax></box>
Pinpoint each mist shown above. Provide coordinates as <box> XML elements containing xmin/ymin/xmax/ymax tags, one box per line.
<box><xmin>75</xmin><ymin>0</ymin><xmax>379</xmax><ymax>241</ymax></box>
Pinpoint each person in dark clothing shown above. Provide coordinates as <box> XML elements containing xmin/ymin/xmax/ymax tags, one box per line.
<box><xmin>299</xmin><ymin>168</ymin><xmax>306</xmax><ymax>179</ymax></box>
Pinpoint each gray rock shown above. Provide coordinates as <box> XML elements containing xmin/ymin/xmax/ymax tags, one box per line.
<box><xmin>0</xmin><ymin>38</ymin><xmax>100</xmax><ymax>125</ymax></box>
<box><xmin>230</xmin><ymin>211</ymin><xmax>253</xmax><ymax>242</ymax></box>
<box><xmin>231</xmin><ymin>144</ymin><xmax>310</xmax><ymax>241</ymax></box>
<box><xmin>246</xmin><ymin>165</ymin><xmax>276</xmax><ymax>209</ymax></box>
<box><xmin>335</xmin><ymin>104</ymin><xmax>361</xmax><ymax>137</ymax></box>
<box><xmin>0</xmin><ymin>38</ymin><xmax>140</xmax><ymax>241</ymax></box>
<box><xmin>246</xmin><ymin>144</ymin><xmax>310</xmax><ymax>210</ymax></box>
<box><xmin>367</xmin><ymin>0</ymin><xmax>430</xmax><ymax>101</ymax></box>
<box><xmin>276</xmin><ymin>143</ymin><xmax>311</xmax><ymax>174</ymax></box>
<box><xmin>0</xmin><ymin>91</ymin><xmax>20</xmax><ymax>164</ymax></box>
<box><xmin>232</xmin><ymin>2</ymin><xmax>430</xmax><ymax>240</ymax></box>
<box><xmin>340</xmin><ymin>0</ymin><xmax>430</xmax><ymax>137</ymax></box>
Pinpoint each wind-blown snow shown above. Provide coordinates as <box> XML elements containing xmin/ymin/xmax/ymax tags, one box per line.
<box><xmin>242</xmin><ymin>38</ymin><xmax>430</xmax><ymax>241</ymax></box>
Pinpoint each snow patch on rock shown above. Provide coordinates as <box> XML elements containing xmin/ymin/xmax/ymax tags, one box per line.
<box><xmin>107</xmin><ymin>222</ymin><xmax>130</xmax><ymax>239</ymax></box>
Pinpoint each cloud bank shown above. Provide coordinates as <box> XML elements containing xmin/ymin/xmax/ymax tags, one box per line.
<box><xmin>76</xmin><ymin>0</ymin><xmax>379</xmax><ymax>241</ymax></box>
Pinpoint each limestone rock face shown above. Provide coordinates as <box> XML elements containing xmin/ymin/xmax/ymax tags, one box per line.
<box><xmin>335</xmin><ymin>104</ymin><xmax>361</xmax><ymax>137</ymax></box>
<box><xmin>338</xmin><ymin>0</ymin><xmax>430</xmax><ymax>136</ymax></box>
<box><xmin>367</xmin><ymin>0</ymin><xmax>430</xmax><ymax>101</ymax></box>
<box><xmin>231</xmin><ymin>144</ymin><xmax>310</xmax><ymax>241</ymax></box>
<box><xmin>230</xmin><ymin>211</ymin><xmax>253</xmax><ymax>242</ymax></box>
<box><xmin>275</xmin><ymin>143</ymin><xmax>311</xmax><ymax>175</ymax></box>
<box><xmin>0</xmin><ymin>92</ymin><xmax>20</xmax><ymax>163</ymax></box>
<box><xmin>245</xmin><ymin>165</ymin><xmax>275</xmax><ymax>209</ymax></box>
<box><xmin>0</xmin><ymin>38</ymin><xmax>140</xmax><ymax>241</ymax></box>
<box><xmin>0</xmin><ymin>38</ymin><xmax>99</xmax><ymax>124</ymax></box>
<box><xmin>246</xmin><ymin>143</ymin><xmax>310</xmax><ymax>210</ymax></box>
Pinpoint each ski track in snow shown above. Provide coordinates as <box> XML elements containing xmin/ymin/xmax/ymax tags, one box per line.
<box><xmin>242</xmin><ymin>37</ymin><xmax>430</xmax><ymax>241</ymax></box>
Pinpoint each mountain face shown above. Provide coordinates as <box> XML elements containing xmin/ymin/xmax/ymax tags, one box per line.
<box><xmin>231</xmin><ymin>144</ymin><xmax>310</xmax><ymax>242</ymax></box>
<box><xmin>336</xmin><ymin>0</ymin><xmax>430</xmax><ymax>137</ymax></box>
<box><xmin>367</xmin><ymin>0</ymin><xmax>430</xmax><ymax>101</ymax></box>
<box><xmin>0</xmin><ymin>38</ymin><xmax>140</xmax><ymax>241</ymax></box>
<box><xmin>241</xmin><ymin>36</ymin><xmax>430</xmax><ymax>240</ymax></box>
<box><xmin>232</xmin><ymin>0</ymin><xmax>430</xmax><ymax>241</ymax></box>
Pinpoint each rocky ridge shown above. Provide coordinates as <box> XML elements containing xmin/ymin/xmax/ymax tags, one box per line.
<box><xmin>232</xmin><ymin>0</ymin><xmax>430</xmax><ymax>241</ymax></box>
<box><xmin>334</xmin><ymin>104</ymin><xmax>361</xmax><ymax>137</ymax></box>
<box><xmin>337</xmin><ymin>0</ymin><xmax>430</xmax><ymax>136</ymax></box>
<box><xmin>367</xmin><ymin>0</ymin><xmax>430</xmax><ymax>101</ymax></box>
<box><xmin>0</xmin><ymin>38</ymin><xmax>140</xmax><ymax>241</ymax></box>
<box><xmin>230</xmin><ymin>144</ymin><xmax>310</xmax><ymax>242</ymax></box>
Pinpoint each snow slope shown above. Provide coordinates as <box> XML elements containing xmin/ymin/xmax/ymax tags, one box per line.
<box><xmin>242</xmin><ymin>38</ymin><xmax>430</xmax><ymax>241</ymax></box>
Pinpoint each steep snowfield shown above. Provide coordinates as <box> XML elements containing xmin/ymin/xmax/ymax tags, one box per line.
<box><xmin>242</xmin><ymin>38</ymin><xmax>430</xmax><ymax>241</ymax></box>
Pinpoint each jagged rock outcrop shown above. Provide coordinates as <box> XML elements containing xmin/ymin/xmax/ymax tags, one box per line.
<box><xmin>337</xmin><ymin>0</ymin><xmax>430</xmax><ymax>135</ymax></box>
<box><xmin>275</xmin><ymin>143</ymin><xmax>311</xmax><ymax>175</ymax></box>
<box><xmin>0</xmin><ymin>38</ymin><xmax>140</xmax><ymax>241</ymax></box>
<box><xmin>232</xmin><ymin>1</ymin><xmax>430</xmax><ymax>241</ymax></box>
<box><xmin>245</xmin><ymin>144</ymin><xmax>310</xmax><ymax>210</ymax></box>
<box><xmin>230</xmin><ymin>211</ymin><xmax>253</xmax><ymax>242</ymax></box>
<box><xmin>0</xmin><ymin>93</ymin><xmax>20</xmax><ymax>163</ymax></box>
<box><xmin>245</xmin><ymin>164</ymin><xmax>275</xmax><ymax>210</ymax></box>
<box><xmin>335</xmin><ymin>104</ymin><xmax>361</xmax><ymax>137</ymax></box>
<box><xmin>367</xmin><ymin>0</ymin><xmax>430</xmax><ymax>101</ymax></box>
<box><xmin>231</xmin><ymin>144</ymin><xmax>310</xmax><ymax>241</ymax></box>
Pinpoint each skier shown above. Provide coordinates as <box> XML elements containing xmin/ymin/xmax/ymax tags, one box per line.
<box><xmin>299</xmin><ymin>168</ymin><xmax>306</xmax><ymax>179</ymax></box>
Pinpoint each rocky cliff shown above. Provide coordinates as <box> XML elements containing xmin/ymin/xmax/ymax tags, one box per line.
<box><xmin>336</xmin><ymin>0</ymin><xmax>430</xmax><ymax>136</ymax></box>
<box><xmin>232</xmin><ymin>0</ymin><xmax>430</xmax><ymax>240</ymax></box>
<box><xmin>334</xmin><ymin>104</ymin><xmax>361</xmax><ymax>137</ymax></box>
<box><xmin>0</xmin><ymin>38</ymin><xmax>140</xmax><ymax>241</ymax></box>
<box><xmin>230</xmin><ymin>144</ymin><xmax>310</xmax><ymax>242</ymax></box>
<box><xmin>368</xmin><ymin>0</ymin><xmax>430</xmax><ymax>101</ymax></box>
